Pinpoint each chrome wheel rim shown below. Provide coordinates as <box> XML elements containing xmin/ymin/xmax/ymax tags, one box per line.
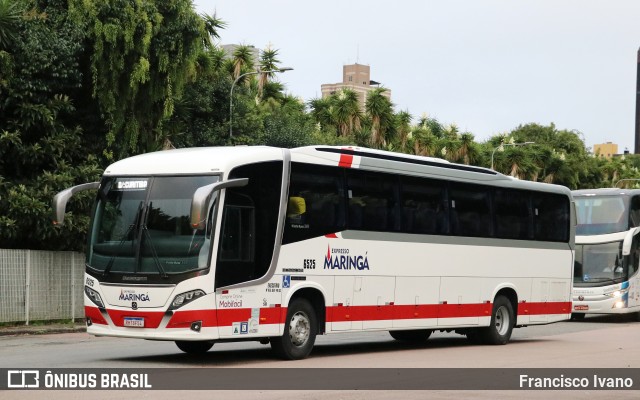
<box><xmin>289</xmin><ymin>311</ymin><xmax>310</xmax><ymax>347</ymax></box>
<box><xmin>495</xmin><ymin>305</ymin><xmax>510</xmax><ymax>336</ymax></box>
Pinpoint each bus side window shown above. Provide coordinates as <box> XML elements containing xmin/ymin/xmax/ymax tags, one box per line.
<box><xmin>533</xmin><ymin>193</ymin><xmax>569</xmax><ymax>242</ymax></box>
<box><xmin>449</xmin><ymin>183</ymin><xmax>492</xmax><ymax>238</ymax></box>
<box><xmin>216</xmin><ymin>161</ymin><xmax>283</xmax><ymax>288</ymax></box>
<box><xmin>282</xmin><ymin>163</ymin><xmax>346</xmax><ymax>244</ymax></box>
<box><xmin>494</xmin><ymin>188</ymin><xmax>532</xmax><ymax>240</ymax></box>
<box><xmin>629</xmin><ymin>196</ymin><xmax>640</xmax><ymax>228</ymax></box>
<box><xmin>399</xmin><ymin>175</ymin><xmax>447</xmax><ymax>235</ymax></box>
<box><xmin>346</xmin><ymin>170</ymin><xmax>399</xmax><ymax>232</ymax></box>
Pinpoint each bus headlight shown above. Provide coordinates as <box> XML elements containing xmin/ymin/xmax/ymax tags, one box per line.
<box><xmin>604</xmin><ymin>288</ymin><xmax>628</xmax><ymax>298</ymax></box>
<box><xmin>613</xmin><ymin>301</ymin><xmax>626</xmax><ymax>309</ymax></box>
<box><xmin>169</xmin><ymin>289</ymin><xmax>206</xmax><ymax>310</ymax></box>
<box><xmin>85</xmin><ymin>286</ymin><xmax>105</xmax><ymax>308</ymax></box>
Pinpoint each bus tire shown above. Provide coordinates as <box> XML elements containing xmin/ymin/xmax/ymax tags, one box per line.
<box><xmin>480</xmin><ymin>296</ymin><xmax>514</xmax><ymax>345</ymax></box>
<box><xmin>175</xmin><ymin>341</ymin><xmax>214</xmax><ymax>354</ymax></box>
<box><xmin>389</xmin><ymin>329</ymin><xmax>432</xmax><ymax>343</ymax></box>
<box><xmin>271</xmin><ymin>298</ymin><xmax>317</xmax><ymax>360</ymax></box>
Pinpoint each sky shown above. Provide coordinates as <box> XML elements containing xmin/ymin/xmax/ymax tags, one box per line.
<box><xmin>193</xmin><ymin>0</ymin><xmax>640</xmax><ymax>152</ymax></box>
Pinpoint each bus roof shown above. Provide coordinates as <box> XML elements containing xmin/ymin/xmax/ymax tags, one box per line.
<box><xmin>572</xmin><ymin>188</ymin><xmax>640</xmax><ymax>197</ymax></box>
<box><xmin>103</xmin><ymin>145</ymin><xmax>570</xmax><ymax>196</ymax></box>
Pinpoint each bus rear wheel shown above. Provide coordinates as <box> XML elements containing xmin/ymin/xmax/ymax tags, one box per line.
<box><xmin>271</xmin><ymin>298</ymin><xmax>317</xmax><ymax>360</ymax></box>
<box><xmin>175</xmin><ymin>340</ymin><xmax>214</xmax><ymax>354</ymax></box>
<box><xmin>479</xmin><ymin>295</ymin><xmax>514</xmax><ymax>345</ymax></box>
<box><xmin>389</xmin><ymin>329</ymin><xmax>432</xmax><ymax>343</ymax></box>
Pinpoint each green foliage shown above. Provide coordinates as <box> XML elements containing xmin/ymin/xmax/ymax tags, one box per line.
<box><xmin>0</xmin><ymin>3</ymin><xmax>101</xmax><ymax>250</ymax></box>
<box><xmin>69</xmin><ymin>0</ymin><xmax>207</xmax><ymax>159</ymax></box>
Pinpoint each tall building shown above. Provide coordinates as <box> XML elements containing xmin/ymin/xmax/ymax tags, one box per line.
<box><xmin>635</xmin><ymin>48</ymin><xmax>640</xmax><ymax>154</ymax></box>
<box><xmin>321</xmin><ymin>63</ymin><xmax>390</xmax><ymax>110</ymax></box>
<box><xmin>594</xmin><ymin>142</ymin><xmax>619</xmax><ymax>159</ymax></box>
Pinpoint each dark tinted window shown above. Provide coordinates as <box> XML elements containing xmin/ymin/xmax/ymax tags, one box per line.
<box><xmin>216</xmin><ymin>161</ymin><xmax>282</xmax><ymax>287</ymax></box>
<box><xmin>346</xmin><ymin>170</ymin><xmax>399</xmax><ymax>232</ymax></box>
<box><xmin>449</xmin><ymin>183</ymin><xmax>492</xmax><ymax>237</ymax></box>
<box><xmin>400</xmin><ymin>176</ymin><xmax>448</xmax><ymax>235</ymax></box>
<box><xmin>494</xmin><ymin>188</ymin><xmax>532</xmax><ymax>240</ymax></box>
<box><xmin>283</xmin><ymin>163</ymin><xmax>346</xmax><ymax>244</ymax></box>
<box><xmin>533</xmin><ymin>192</ymin><xmax>569</xmax><ymax>242</ymax></box>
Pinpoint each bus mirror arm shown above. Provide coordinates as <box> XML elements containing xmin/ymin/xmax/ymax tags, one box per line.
<box><xmin>190</xmin><ymin>178</ymin><xmax>249</xmax><ymax>230</ymax></box>
<box><xmin>622</xmin><ymin>227</ymin><xmax>640</xmax><ymax>256</ymax></box>
<box><xmin>52</xmin><ymin>182</ymin><xmax>100</xmax><ymax>226</ymax></box>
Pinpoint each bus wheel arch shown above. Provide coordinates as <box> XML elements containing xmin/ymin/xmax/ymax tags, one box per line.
<box><xmin>286</xmin><ymin>286</ymin><xmax>327</xmax><ymax>335</ymax></box>
<box><xmin>493</xmin><ymin>287</ymin><xmax>518</xmax><ymax>326</ymax></box>
<box><xmin>480</xmin><ymin>293</ymin><xmax>516</xmax><ymax>345</ymax></box>
<box><xmin>270</xmin><ymin>287</ymin><xmax>326</xmax><ymax>360</ymax></box>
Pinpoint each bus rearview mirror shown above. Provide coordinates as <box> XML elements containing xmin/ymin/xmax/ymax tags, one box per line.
<box><xmin>190</xmin><ymin>178</ymin><xmax>249</xmax><ymax>230</ymax></box>
<box><xmin>52</xmin><ymin>182</ymin><xmax>100</xmax><ymax>226</ymax></box>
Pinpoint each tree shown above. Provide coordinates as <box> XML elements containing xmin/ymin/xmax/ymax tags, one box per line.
<box><xmin>69</xmin><ymin>0</ymin><xmax>208</xmax><ymax>159</ymax></box>
<box><xmin>365</xmin><ymin>87</ymin><xmax>393</xmax><ymax>148</ymax></box>
<box><xmin>0</xmin><ymin>1</ymin><xmax>101</xmax><ymax>250</ymax></box>
<box><xmin>257</xmin><ymin>44</ymin><xmax>280</xmax><ymax>98</ymax></box>
<box><xmin>0</xmin><ymin>0</ymin><xmax>20</xmax><ymax>50</ymax></box>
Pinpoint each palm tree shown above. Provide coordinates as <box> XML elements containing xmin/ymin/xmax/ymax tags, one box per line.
<box><xmin>231</xmin><ymin>44</ymin><xmax>255</xmax><ymax>80</ymax></box>
<box><xmin>395</xmin><ymin>110</ymin><xmax>412</xmax><ymax>152</ymax></box>
<box><xmin>0</xmin><ymin>0</ymin><xmax>20</xmax><ymax>50</ymax></box>
<box><xmin>457</xmin><ymin>132</ymin><xmax>475</xmax><ymax>165</ymax></box>
<box><xmin>200</xmin><ymin>12</ymin><xmax>226</xmax><ymax>48</ymax></box>
<box><xmin>308</xmin><ymin>97</ymin><xmax>334</xmax><ymax>132</ymax></box>
<box><xmin>258</xmin><ymin>44</ymin><xmax>280</xmax><ymax>98</ymax></box>
<box><xmin>365</xmin><ymin>87</ymin><xmax>393</xmax><ymax>148</ymax></box>
<box><xmin>332</xmin><ymin>89</ymin><xmax>361</xmax><ymax>137</ymax></box>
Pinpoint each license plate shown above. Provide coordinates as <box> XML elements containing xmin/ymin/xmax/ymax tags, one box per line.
<box><xmin>574</xmin><ymin>305</ymin><xmax>588</xmax><ymax>311</ymax></box>
<box><xmin>124</xmin><ymin>317</ymin><xmax>144</xmax><ymax>327</ymax></box>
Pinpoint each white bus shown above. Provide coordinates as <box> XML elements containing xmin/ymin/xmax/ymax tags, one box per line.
<box><xmin>54</xmin><ymin>146</ymin><xmax>574</xmax><ymax>359</ymax></box>
<box><xmin>571</xmin><ymin>188</ymin><xmax>640</xmax><ymax>319</ymax></box>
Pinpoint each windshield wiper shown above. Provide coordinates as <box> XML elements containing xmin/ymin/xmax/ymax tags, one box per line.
<box><xmin>141</xmin><ymin>225</ymin><xmax>169</xmax><ymax>279</ymax></box>
<box><xmin>103</xmin><ymin>201</ymin><xmax>143</xmax><ymax>276</ymax></box>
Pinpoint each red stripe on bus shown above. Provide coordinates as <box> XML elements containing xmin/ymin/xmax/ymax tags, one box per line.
<box><xmin>338</xmin><ymin>154</ymin><xmax>353</xmax><ymax>168</ymax></box>
<box><xmin>517</xmin><ymin>302</ymin><xmax>571</xmax><ymax>316</ymax></box>
<box><xmin>89</xmin><ymin>301</ymin><xmax>571</xmax><ymax>329</ymax></box>
<box><xmin>84</xmin><ymin>306</ymin><xmax>108</xmax><ymax>325</ymax></box>
<box><xmin>325</xmin><ymin>233</ymin><xmax>338</xmax><ymax>238</ymax></box>
<box><xmin>167</xmin><ymin>310</ymin><xmax>217</xmax><ymax>328</ymax></box>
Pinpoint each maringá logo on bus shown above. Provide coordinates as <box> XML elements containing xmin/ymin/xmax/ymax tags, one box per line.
<box><xmin>119</xmin><ymin>289</ymin><xmax>150</xmax><ymax>302</ymax></box>
<box><xmin>324</xmin><ymin>245</ymin><xmax>370</xmax><ymax>270</ymax></box>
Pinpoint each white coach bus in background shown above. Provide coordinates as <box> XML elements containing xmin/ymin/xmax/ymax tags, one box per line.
<box><xmin>54</xmin><ymin>146</ymin><xmax>575</xmax><ymax>360</ymax></box>
<box><xmin>571</xmin><ymin>188</ymin><xmax>640</xmax><ymax>320</ymax></box>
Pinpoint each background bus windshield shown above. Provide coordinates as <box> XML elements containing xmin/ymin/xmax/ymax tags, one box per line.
<box><xmin>575</xmin><ymin>196</ymin><xmax>629</xmax><ymax>235</ymax></box>
<box><xmin>87</xmin><ymin>176</ymin><xmax>218</xmax><ymax>275</ymax></box>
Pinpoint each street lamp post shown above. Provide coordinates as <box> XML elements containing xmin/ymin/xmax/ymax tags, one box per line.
<box><xmin>229</xmin><ymin>67</ymin><xmax>293</xmax><ymax>138</ymax></box>
<box><xmin>490</xmin><ymin>141</ymin><xmax>535</xmax><ymax>170</ymax></box>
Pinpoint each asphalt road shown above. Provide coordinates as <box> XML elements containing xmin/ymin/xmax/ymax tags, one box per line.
<box><xmin>1</xmin><ymin>314</ymin><xmax>639</xmax><ymax>399</ymax></box>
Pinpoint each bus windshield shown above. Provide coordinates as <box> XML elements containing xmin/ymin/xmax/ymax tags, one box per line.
<box><xmin>574</xmin><ymin>242</ymin><xmax>626</xmax><ymax>285</ymax></box>
<box><xmin>87</xmin><ymin>175</ymin><xmax>219</xmax><ymax>276</ymax></box>
<box><xmin>575</xmin><ymin>196</ymin><xmax>629</xmax><ymax>235</ymax></box>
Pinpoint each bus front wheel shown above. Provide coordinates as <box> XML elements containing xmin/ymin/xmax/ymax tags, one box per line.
<box><xmin>480</xmin><ymin>295</ymin><xmax>514</xmax><ymax>345</ymax></box>
<box><xmin>271</xmin><ymin>298</ymin><xmax>317</xmax><ymax>360</ymax></box>
<box><xmin>175</xmin><ymin>340</ymin><xmax>214</xmax><ymax>354</ymax></box>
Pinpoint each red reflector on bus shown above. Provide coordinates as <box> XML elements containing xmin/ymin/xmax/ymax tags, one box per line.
<box><xmin>221</xmin><ymin>290</ymin><xmax>229</xmax><ymax>294</ymax></box>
